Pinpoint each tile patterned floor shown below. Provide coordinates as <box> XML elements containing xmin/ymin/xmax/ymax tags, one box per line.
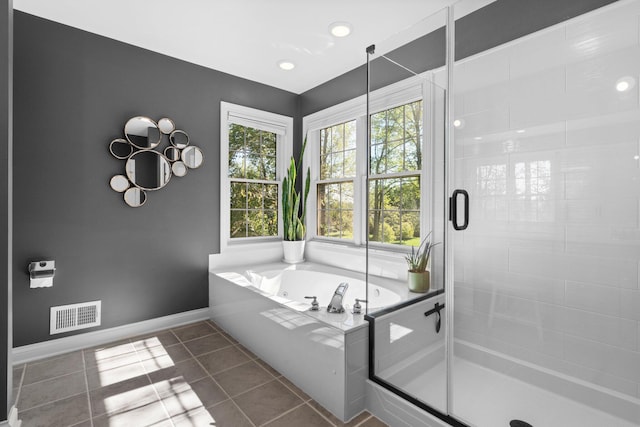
<box><xmin>12</xmin><ymin>320</ymin><xmax>389</xmax><ymax>427</ymax></box>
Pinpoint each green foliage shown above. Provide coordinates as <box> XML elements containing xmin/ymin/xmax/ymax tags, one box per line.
<box><xmin>282</xmin><ymin>136</ymin><xmax>310</xmax><ymax>241</ymax></box>
<box><xmin>400</xmin><ymin>222</ymin><xmax>414</xmax><ymax>240</ymax></box>
<box><xmin>405</xmin><ymin>231</ymin><xmax>440</xmax><ymax>272</ymax></box>
<box><xmin>382</xmin><ymin>222</ymin><xmax>396</xmax><ymax>243</ymax></box>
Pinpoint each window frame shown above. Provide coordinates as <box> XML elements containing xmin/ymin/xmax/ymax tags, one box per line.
<box><xmin>220</xmin><ymin>101</ymin><xmax>293</xmax><ymax>253</ymax></box>
<box><xmin>303</xmin><ymin>73</ymin><xmax>434</xmax><ymax>253</ymax></box>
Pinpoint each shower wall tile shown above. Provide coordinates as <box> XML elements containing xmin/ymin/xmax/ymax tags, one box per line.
<box><xmin>566</xmin><ymin>225</ymin><xmax>640</xmax><ymax>259</ymax></box>
<box><xmin>462</xmin><ymin>83</ymin><xmax>509</xmax><ymax>115</ymax></box>
<box><xmin>454</xmin><ymin>0</ymin><xmax>640</xmax><ymax>402</ymax></box>
<box><xmin>454</xmin><ymin>107</ymin><xmax>509</xmax><ymax>138</ymax></box>
<box><xmin>564</xmin><ymin>86</ymin><xmax>639</xmax><ymax>121</ymax></box>
<box><xmin>620</xmin><ymin>289</ymin><xmax>640</xmax><ymax>321</ymax></box>
<box><xmin>456</xmin><ymin>48</ymin><xmax>510</xmax><ymax>93</ymax></box>
<box><xmin>565</xmin><ymin>46</ymin><xmax>640</xmax><ymax>93</ymax></box>
<box><xmin>560</xmin><ymin>307</ymin><xmax>638</xmax><ymax>351</ymax></box>
<box><xmin>464</xmin><ymin>267</ymin><xmax>565</xmax><ymax>305</ymax></box>
<box><xmin>566</xmin><ymin>6</ymin><xmax>640</xmax><ymax>59</ymax></box>
<box><xmin>566</xmin><ymin>110</ymin><xmax>640</xmax><ymax>147</ymax></box>
<box><xmin>461</xmin><ymin>125</ymin><xmax>566</xmax><ymax>158</ymax></box>
<box><xmin>564</xmin><ymin>335</ymin><xmax>640</xmax><ymax>382</ymax></box>
<box><xmin>509</xmin><ymin>27</ymin><xmax>568</xmax><ymax>79</ymax></box>
<box><xmin>509</xmin><ymin>248</ymin><xmax>638</xmax><ymax>288</ymax></box>
<box><xmin>565</xmin><ymin>281</ymin><xmax>620</xmax><ymax>316</ymax></box>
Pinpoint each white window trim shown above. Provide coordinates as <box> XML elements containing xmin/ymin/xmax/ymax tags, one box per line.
<box><xmin>219</xmin><ymin>101</ymin><xmax>293</xmax><ymax>259</ymax></box>
<box><xmin>302</xmin><ymin>73</ymin><xmax>437</xmax><ymax>277</ymax></box>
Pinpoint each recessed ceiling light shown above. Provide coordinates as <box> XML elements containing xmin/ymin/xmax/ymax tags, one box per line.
<box><xmin>634</xmin><ymin>155</ymin><xmax>640</xmax><ymax>160</ymax></box>
<box><xmin>277</xmin><ymin>60</ymin><xmax>295</xmax><ymax>71</ymax></box>
<box><xmin>616</xmin><ymin>76</ymin><xmax>635</xmax><ymax>92</ymax></box>
<box><xmin>453</xmin><ymin>119</ymin><xmax>463</xmax><ymax>128</ymax></box>
<box><xmin>329</xmin><ymin>22</ymin><xmax>352</xmax><ymax>38</ymax></box>
<box><xmin>474</xmin><ymin>136</ymin><xmax>483</xmax><ymax>141</ymax></box>
<box><xmin>516</xmin><ymin>129</ymin><xmax>526</xmax><ymax>134</ymax></box>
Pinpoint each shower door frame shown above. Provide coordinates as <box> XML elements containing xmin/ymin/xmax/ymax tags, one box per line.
<box><xmin>364</xmin><ymin>5</ymin><xmax>469</xmax><ymax>427</ymax></box>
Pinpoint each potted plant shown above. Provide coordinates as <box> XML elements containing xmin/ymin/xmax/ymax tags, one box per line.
<box><xmin>405</xmin><ymin>232</ymin><xmax>440</xmax><ymax>293</ymax></box>
<box><xmin>282</xmin><ymin>136</ymin><xmax>310</xmax><ymax>263</ymax></box>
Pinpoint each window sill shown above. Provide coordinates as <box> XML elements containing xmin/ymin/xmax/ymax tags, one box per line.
<box><xmin>305</xmin><ymin>239</ymin><xmax>408</xmax><ymax>281</ymax></box>
<box><xmin>210</xmin><ymin>240</ymin><xmax>283</xmax><ymax>271</ymax></box>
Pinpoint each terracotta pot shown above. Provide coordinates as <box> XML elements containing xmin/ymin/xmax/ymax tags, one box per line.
<box><xmin>407</xmin><ymin>270</ymin><xmax>430</xmax><ymax>293</ymax></box>
<box><xmin>282</xmin><ymin>240</ymin><xmax>305</xmax><ymax>263</ymax></box>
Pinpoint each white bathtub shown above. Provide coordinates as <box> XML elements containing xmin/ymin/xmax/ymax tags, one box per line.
<box><xmin>246</xmin><ymin>265</ymin><xmax>403</xmax><ymax>315</ymax></box>
<box><xmin>209</xmin><ymin>261</ymin><xmax>412</xmax><ymax>421</ymax></box>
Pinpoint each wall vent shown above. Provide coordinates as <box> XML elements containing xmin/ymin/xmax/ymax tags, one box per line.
<box><xmin>50</xmin><ymin>301</ymin><xmax>101</xmax><ymax>334</ymax></box>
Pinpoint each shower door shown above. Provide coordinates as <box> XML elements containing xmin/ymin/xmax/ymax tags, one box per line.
<box><xmin>450</xmin><ymin>1</ymin><xmax>640</xmax><ymax>426</ymax></box>
<box><xmin>365</xmin><ymin>6</ymin><xmax>453</xmax><ymax>421</ymax></box>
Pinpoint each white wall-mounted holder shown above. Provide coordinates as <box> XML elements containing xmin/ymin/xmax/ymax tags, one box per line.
<box><xmin>28</xmin><ymin>260</ymin><xmax>55</xmax><ymax>288</ymax></box>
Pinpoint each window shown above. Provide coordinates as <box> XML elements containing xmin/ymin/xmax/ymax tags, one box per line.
<box><xmin>229</xmin><ymin>124</ymin><xmax>278</xmax><ymax>238</ymax></box>
<box><xmin>369</xmin><ymin>101</ymin><xmax>422</xmax><ymax>246</ymax></box>
<box><xmin>220</xmin><ymin>102</ymin><xmax>293</xmax><ymax>251</ymax></box>
<box><xmin>304</xmin><ymin>77</ymin><xmax>429</xmax><ymax>250</ymax></box>
<box><xmin>317</xmin><ymin>120</ymin><xmax>356</xmax><ymax>240</ymax></box>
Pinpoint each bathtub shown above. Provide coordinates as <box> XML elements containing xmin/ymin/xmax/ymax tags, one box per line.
<box><xmin>208</xmin><ymin>261</ymin><xmax>411</xmax><ymax>421</ymax></box>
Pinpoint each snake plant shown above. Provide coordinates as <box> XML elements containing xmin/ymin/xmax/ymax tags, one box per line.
<box><xmin>282</xmin><ymin>136</ymin><xmax>310</xmax><ymax>241</ymax></box>
<box><xmin>405</xmin><ymin>231</ymin><xmax>440</xmax><ymax>272</ymax></box>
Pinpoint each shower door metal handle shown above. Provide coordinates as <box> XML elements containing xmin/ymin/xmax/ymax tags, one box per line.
<box><xmin>449</xmin><ymin>189</ymin><xmax>469</xmax><ymax>231</ymax></box>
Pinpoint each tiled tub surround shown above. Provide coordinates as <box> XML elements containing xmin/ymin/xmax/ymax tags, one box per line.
<box><xmin>209</xmin><ymin>262</ymin><xmax>414</xmax><ymax>422</ymax></box>
<box><xmin>12</xmin><ymin>320</ymin><xmax>387</xmax><ymax>427</ymax></box>
<box><xmin>446</xmin><ymin>0</ymin><xmax>640</xmax><ymax>424</ymax></box>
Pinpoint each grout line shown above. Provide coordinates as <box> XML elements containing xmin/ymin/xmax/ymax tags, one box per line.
<box><xmin>354</xmin><ymin>414</ymin><xmax>374</xmax><ymax>427</ymax></box>
<box><xmin>305</xmin><ymin>401</ymin><xmax>339</xmax><ymax>427</ymax></box>
<box><xmin>16</xmin><ymin>390</ymin><xmax>89</xmax><ymax>415</ymax></box>
<box><xmin>275</xmin><ymin>377</ymin><xmax>311</xmax><ymax>403</ymax></box>
<box><xmin>81</xmin><ymin>351</ymin><xmax>94</xmax><ymax>427</ymax></box>
<box><xmin>173</xmin><ymin>330</ymin><xmax>219</xmax><ymax>345</ymax></box>
<box><xmin>12</xmin><ymin>363</ymin><xmax>26</xmax><ymax>409</ymax></box>
<box><xmin>180</xmin><ymin>328</ymin><xmax>257</xmax><ymax>427</ymax></box>
<box><xmin>133</xmin><ymin>329</ymin><xmax>178</xmax><ymax>427</ymax></box>
<box><xmin>258</xmin><ymin>401</ymin><xmax>307</xmax><ymax>427</ymax></box>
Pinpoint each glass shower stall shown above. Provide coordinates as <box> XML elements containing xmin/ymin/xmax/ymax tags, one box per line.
<box><xmin>365</xmin><ymin>1</ymin><xmax>640</xmax><ymax>426</ymax></box>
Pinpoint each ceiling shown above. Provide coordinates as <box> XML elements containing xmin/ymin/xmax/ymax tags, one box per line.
<box><xmin>13</xmin><ymin>0</ymin><xmax>492</xmax><ymax>94</ymax></box>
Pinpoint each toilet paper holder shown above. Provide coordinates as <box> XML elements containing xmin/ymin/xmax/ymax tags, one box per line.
<box><xmin>28</xmin><ymin>260</ymin><xmax>55</xmax><ymax>288</ymax></box>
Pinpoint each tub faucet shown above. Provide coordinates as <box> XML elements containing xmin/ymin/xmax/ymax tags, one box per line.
<box><xmin>327</xmin><ymin>282</ymin><xmax>349</xmax><ymax>313</ymax></box>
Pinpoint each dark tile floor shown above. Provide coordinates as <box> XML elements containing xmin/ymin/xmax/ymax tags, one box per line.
<box><xmin>12</xmin><ymin>320</ymin><xmax>388</xmax><ymax>427</ymax></box>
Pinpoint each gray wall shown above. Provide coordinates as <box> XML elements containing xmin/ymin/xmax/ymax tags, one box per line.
<box><xmin>300</xmin><ymin>0</ymin><xmax>618</xmax><ymax>116</ymax></box>
<box><xmin>13</xmin><ymin>12</ymin><xmax>298</xmax><ymax>346</ymax></box>
<box><xmin>11</xmin><ymin>0</ymin><xmax>618</xmax><ymax>349</ymax></box>
<box><xmin>1</xmin><ymin>0</ymin><xmax>11</xmax><ymax>419</ymax></box>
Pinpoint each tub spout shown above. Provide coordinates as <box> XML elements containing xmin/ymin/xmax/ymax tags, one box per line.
<box><xmin>327</xmin><ymin>282</ymin><xmax>349</xmax><ymax>313</ymax></box>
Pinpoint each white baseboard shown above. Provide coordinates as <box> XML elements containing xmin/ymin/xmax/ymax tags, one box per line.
<box><xmin>12</xmin><ymin>308</ymin><xmax>210</xmax><ymax>365</ymax></box>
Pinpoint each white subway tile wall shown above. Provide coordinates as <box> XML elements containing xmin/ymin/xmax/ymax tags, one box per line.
<box><xmin>452</xmin><ymin>0</ymin><xmax>640</xmax><ymax>405</ymax></box>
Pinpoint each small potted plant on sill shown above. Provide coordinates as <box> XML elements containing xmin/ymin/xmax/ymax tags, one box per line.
<box><xmin>405</xmin><ymin>232</ymin><xmax>440</xmax><ymax>293</ymax></box>
<box><xmin>282</xmin><ymin>136</ymin><xmax>310</xmax><ymax>263</ymax></box>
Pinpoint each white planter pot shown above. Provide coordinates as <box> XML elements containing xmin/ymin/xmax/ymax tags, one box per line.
<box><xmin>282</xmin><ymin>240</ymin><xmax>305</xmax><ymax>263</ymax></box>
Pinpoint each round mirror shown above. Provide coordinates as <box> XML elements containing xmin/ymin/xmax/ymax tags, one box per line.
<box><xmin>109</xmin><ymin>138</ymin><xmax>133</xmax><ymax>159</ymax></box>
<box><xmin>110</xmin><ymin>175</ymin><xmax>130</xmax><ymax>192</ymax></box>
<box><xmin>170</xmin><ymin>130</ymin><xmax>190</xmax><ymax>149</ymax></box>
<box><xmin>172</xmin><ymin>161</ymin><xmax>187</xmax><ymax>177</ymax></box>
<box><xmin>124</xmin><ymin>116</ymin><xmax>161</xmax><ymax>149</ymax></box>
<box><xmin>124</xmin><ymin>187</ymin><xmax>146</xmax><ymax>207</ymax></box>
<box><xmin>158</xmin><ymin>117</ymin><xmax>176</xmax><ymax>135</ymax></box>
<box><xmin>125</xmin><ymin>150</ymin><xmax>172</xmax><ymax>190</ymax></box>
<box><xmin>182</xmin><ymin>146</ymin><xmax>204</xmax><ymax>169</ymax></box>
<box><xmin>164</xmin><ymin>146</ymin><xmax>180</xmax><ymax>162</ymax></box>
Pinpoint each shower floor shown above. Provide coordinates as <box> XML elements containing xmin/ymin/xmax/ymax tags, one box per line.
<box><xmin>389</xmin><ymin>357</ymin><xmax>637</xmax><ymax>427</ymax></box>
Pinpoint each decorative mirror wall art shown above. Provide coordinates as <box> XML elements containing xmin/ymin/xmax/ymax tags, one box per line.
<box><xmin>109</xmin><ymin>116</ymin><xmax>204</xmax><ymax>207</ymax></box>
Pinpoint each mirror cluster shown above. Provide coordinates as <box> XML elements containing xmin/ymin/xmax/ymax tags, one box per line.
<box><xmin>109</xmin><ymin>116</ymin><xmax>204</xmax><ymax>207</ymax></box>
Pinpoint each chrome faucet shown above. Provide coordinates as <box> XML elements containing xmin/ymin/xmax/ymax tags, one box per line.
<box><xmin>327</xmin><ymin>282</ymin><xmax>349</xmax><ymax>313</ymax></box>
